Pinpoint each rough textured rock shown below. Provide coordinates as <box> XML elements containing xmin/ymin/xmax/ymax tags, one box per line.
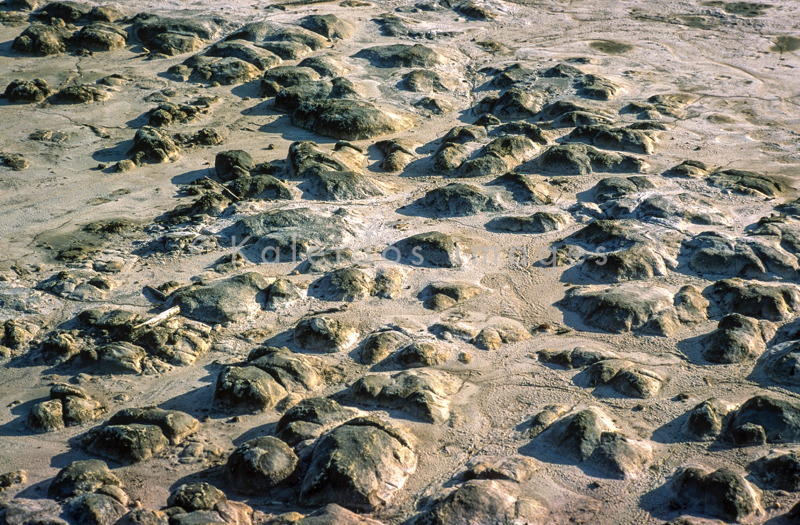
<box><xmin>635</xmin><ymin>193</ymin><xmax>731</xmax><ymax>226</ymax></box>
<box><xmin>97</xmin><ymin>342</ymin><xmax>147</xmax><ymax>374</ymax></box>
<box><xmin>441</xmin><ymin>125</ymin><xmax>486</xmax><ymax>145</ymax></box>
<box><xmin>12</xmin><ymin>24</ymin><xmax>71</xmax><ymax>55</ymax></box>
<box><xmin>82</xmin><ymin>407</ymin><xmax>200</xmax><ymax>465</ymax></box>
<box><xmin>0</xmin><ymin>499</ymin><xmax>64</xmax><ymax>525</ymax></box>
<box><xmin>173</xmin><ymin>127</ymin><xmax>223</xmax><ymax>147</ymax></box>
<box><xmin>169</xmin><ymin>273</ymin><xmax>270</xmax><ymax>324</ymax></box>
<box><xmin>38</xmin><ymin>1</ymin><xmax>91</xmax><ymax>22</ymax></box>
<box><xmin>51</xmin><ymin>85</ymin><xmax>109</xmax><ymax>105</ymax></box>
<box><xmin>281</xmin><ymin>504</ymin><xmax>385</xmax><ymax>524</ymax></box>
<box><xmin>227</xmin><ymin>20</ymin><xmax>329</xmax><ymax>54</ymax></box>
<box><xmin>374</xmin><ymin>268</ymin><xmax>406</xmax><ymax>299</ymax></box>
<box><xmin>372</xmin><ymin>13</ymin><xmax>448</xmax><ymax>38</ymax></box>
<box><xmin>203</xmin><ymin>40</ymin><xmax>282</xmax><ymax>71</ymax></box>
<box><xmin>761</xmin><ymin>340</ymin><xmax>800</xmax><ymax>387</ymax></box>
<box><xmin>421</xmin><ymin>281</ymin><xmax>483</xmax><ymax>310</ymax></box>
<box><xmin>299</xmin><ymin>417</ymin><xmax>416</xmax><ymax>511</ymax></box>
<box><xmin>359</xmin><ymin>330</ymin><xmax>411</xmax><ymax>364</ymax></box>
<box><xmin>670</xmin><ymin>467</ymin><xmax>762</xmax><ymax>522</ymax></box>
<box><xmin>537</xmin><ymin>406</ymin><xmax>652</xmax><ymax>478</ymax></box>
<box><xmin>586</xmin><ymin>359</ymin><xmax>665</xmax><ymax>398</ymax></box>
<box><xmin>455</xmin><ymin>1</ymin><xmax>497</xmax><ymax>19</ymax></box>
<box><xmin>275</xmin><ymin>397</ymin><xmax>359</xmax><ymax>446</ymax></box>
<box><xmin>347</xmin><ymin>370</ymin><xmax>462</xmax><ymax>423</ymax></box>
<box><xmin>310</xmin><ymin>267</ymin><xmax>374</xmax><ymax>302</ymax></box>
<box><xmin>567</xmin><ymin>219</ymin><xmax>651</xmax><ymax>250</ymax></box>
<box><xmin>726</xmin><ymin>395</ymin><xmax>800</xmax><ymax>445</ymax></box>
<box><xmin>489</xmin><ymin>172</ymin><xmax>552</xmax><ymax>204</ymax></box>
<box><xmin>414</xmin><ymin>96</ymin><xmax>455</xmax><ymax>115</ymax></box>
<box><xmin>664</xmin><ymin>159</ymin><xmax>713</xmax><ymax>178</ymax></box>
<box><xmin>294</xmin><ymin>316</ymin><xmax>358</xmax><ymax>352</ymax></box>
<box><xmin>300</xmin><ymin>14</ymin><xmax>354</xmax><ymax>39</ymax></box>
<box><xmin>749</xmin><ymin>451</ymin><xmax>800</xmax><ymax>492</ymax></box>
<box><xmin>301</xmin><ymin>168</ymin><xmax>384</xmax><ymax>201</ymax></box>
<box><xmin>553</xmin><ymin>109</ymin><xmax>614</xmax><ymax>128</ymax></box>
<box><xmin>395</xmin><ymin>342</ymin><xmax>449</xmax><ymax>368</ymax></box>
<box><xmin>0</xmin><ymin>470</ymin><xmax>26</xmax><ymax>492</ymax></box>
<box><xmin>710</xmin><ymin>169</ymin><xmax>791</xmax><ymax>198</ymax></box>
<box><xmin>412</xmin><ymin>480</ymin><xmax>522</xmax><ymax>525</ymax></box>
<box><xmin>542</xmin><ymin>348</ymin><xmax>661</xmax><ymax>401</ymax></box>
<box><xmin>3</xmin><ymin>78</ymin><xmax>52</xmax><ymax>103</ymax></box>
<box><xmin>289</xmin><ymin>141</ymin><xmax>384</xmax><ymax>201</ymax></box>
<box><xmin>683</xmin><ymin>231</ymin><xmax>798</xmax><ymax>279</ymax></box>
<box><xmin>263</xmin><ymin>279</ymin><xmax>302</xmax><ymax>310</ymax></box>
<box><xmin>477</xmin><ymin>87</ymin><xmax>546</xmax><ymax>120</ymax></box>
<box><xmin>168</xmin><ymin>482</ymin><xmax>227</xmax><ymax>511</ymax></box>
<box><xmin>459</xmin><ymin>136</ymin><xmax>540</xmax><ymax>177</ymax></box>
<box><xmin>272</xmin><ymin>79</ymin><xmax>333</xmax><ymax>112</ymax></box>
<box><xmin>230</xmin><ymin>206</ymin><xmax>352</xmax><ymax>260</ymax></box>
<box><xmin>375</xmin><ymin>138</ymin><xmax>418</xmax><ymax>172</ymax></box>
<box><xmin>527</xmin><ymin>143</ymin><xmax>646</xmax><ymax>175</ymax></box>
<box><xmin>675</xmin><ymin>285</ymin><xmax>710</xmax><ymax>325</ymax></box>
<box><xmin>132</xmin><ymin>16</ymin><xmax>220</xmax><ymax>56</ymax></box>
<box><xmin>686</xmin><ymin>398</ymin><xmax>730</xmax><ymax>441</ymax></box>
<box><xmin>105</xmin><ymin>407</ymin><xmax>198</xmax><ymax>444</ymax></box>
<box><xmin>462</xmin><ymin>455</ymin><xmax>539</xmax><ymax>483</ymax></box>
<box><xmin>260</xmin><ymin>30</ymin><xmax>329</xmax><ymax>60</ymax></box>
<box><xmin>230</xmin><ymin>175</ymin><xmax>292</xmax><ymax>201</ymax></box>
<box><xmin>224</xmin><ymin>437</ymin><xmax>298</xmax><ymax>494</ymax></box>
<box><xmin>544</xmin><ymin>99</ymin><xmax>600</xmax><ymax>118</ymax></box>
<box><xmin>495</xmin><ymin>122</ymin><xmax>547</xmax><ymax>145</ymax></box>
<box><xmin>592</xmin><ymin>176</ymin><xmax>655</xmax><ymax>203</ymax></box>
<box><xmin>473</xmin><ymin>322</ymin><xmax>530</xmax><ymax>350</ymax></box>
<box><xmin>298</xmin><ymin>56</ymin><xmax>352</xmax><ymax>77</ymax></box>
<box><xmin>356</xmin><ymin>44</ymin><xmax>449</xmax><ymax>68</ymax></box>
<box><xmin>174</xmin><ymin>56</ymin><xmax>262</xmax><ymax>85</ymax></box>
<box><xmin>401</xmin><ymin>70</ymin><xmax>464</xmax><ymax>94</ymax></box>
<box><xmin>567</xmin><ymin>124</ymin><xmax>655</xmax><ymax>154</ymax></box>
<box><xmin>491</xmin><ymin>63</ymin><xmax>535</xmax><ymax>87</ymax></box>
<box><xmin>115</xmin><ymin>509</ymin><xmax>169</xmax><ymax>525</ymax></box>
<box><xmin>248</xmin><ymin>345</ymin><xmax>324</xmax><ymax>390</ymax></box>
<box><xmin>64</xmin><ymin>493</ymin><xmax>127</xmax><ymax>525</ymax></box>
<box><xmin>88</xmin><ymin>5</ymin><xmax>125</xmax><ymax>23</ymax></box>
<box><xmin>28</xmin><ymin>384</ymin><xmax>105</xmax><ymax>430</ymax></box>
<box><xmin>292</xmin><ymin>99</ymin><xmax>414</xmax><ymax>140</ymax></box>
<box><xmin>27</xmin><ymin>399</ymin><xmax>66</xmax><ymax>432</ymax></box>
<box><xmin>49</xmin><ymin>460</ymin><xmax>121</xmax><ymax>501</ymax></box>
<box><xmin>561</xmin><ymin>283</ymin><xmax>676</xmax><ymax>334</ymax></box>
<box><xmin>128</xmin><ymin>127</ymin><xmax>180</xmax><ymax>164</ymax></box>
<box><xmin>73</xmin><ymin>23</ymin><xmax>127</xmax><ymax>51</ymax></box>
<box><xmin>579</xmin><ymin>242</ymin><xmax>669</xmax><ymax>283</ymax></box>
<box><xmin>413</xmin><ymin>183</ymin><xmax>502</xmax><ymax>217</ymax></box>
<box><xmin>215</xmin><ymin>150</ymin><xmax>255</xmax><ymax>181</ymax></box>
<box><xmin>85</xmin><ymin>423</ymin><xmax>169</xmax><ymax>463</ymax></box>
<box><xmin>391</xmin><ymin>232</ymin><xmax>463</xmax><ymax>268</ymax></box>
<box><xmin>289</xmin><ymin>140</ymin><xmax>365</xmax><ymax>175</ymax></box>
<box><xmin>538</xmin><ymin>347</ymin><xmax>620</xmax><ymax>370</ymax></box>
<box><xmin>701</xmin><ymin>314</ymin><xmax>765</xmax><ymax>364</ymax></box>
<box><xmin>431</xmin><ymin>126</ymin><xmax>485</xmax><ymax>172</ymax></box>
<box><xmin>577</xmin><ymin>74</ymin><xmax>622</xmax><ymax>100</ymax></box>
<box><xmin>262</xmin><ymin>65</ymin><xmax>321</xmax><ymax>93</ymax></box>
<box><xmin>488</xmin><ymin>211</ymin><xmax>570</xmax><ymax>233</ymax></box>
<box><xmin>146</xmin><ymin>102</ymin><xmax>206</xmax><ymax>128</ymax></box>
<box><xmin>214</xmin><ymin>365</ymin><xmax>287</xmax><ymax>412</ymax></box>
<box><xmin>433</xmin><ymin>143</ymin><xmax>470</xmax><ymax>172</ymax></box>
<box><xmin>710</xmin><ymin>278</ymin><xmax>800</xmax><ymax>321</ymax></box>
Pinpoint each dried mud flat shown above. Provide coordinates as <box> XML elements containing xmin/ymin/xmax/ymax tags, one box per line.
<box><xmin>0</xmin><ymin>0</ymin><xmax>799</xmax><ymax>523</ymax></box>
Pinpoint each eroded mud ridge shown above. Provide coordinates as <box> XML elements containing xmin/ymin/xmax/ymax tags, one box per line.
<box><xmin>1</xmin><ymin>0</ymin><xmax>800</xmax><ymax>523</ymax></box>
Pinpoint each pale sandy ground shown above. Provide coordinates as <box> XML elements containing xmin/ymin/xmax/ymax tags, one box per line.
<box><xmin>0</xmin><ymin>0</ymin><xmax>799</xmax><ymax>523</ymax></box>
